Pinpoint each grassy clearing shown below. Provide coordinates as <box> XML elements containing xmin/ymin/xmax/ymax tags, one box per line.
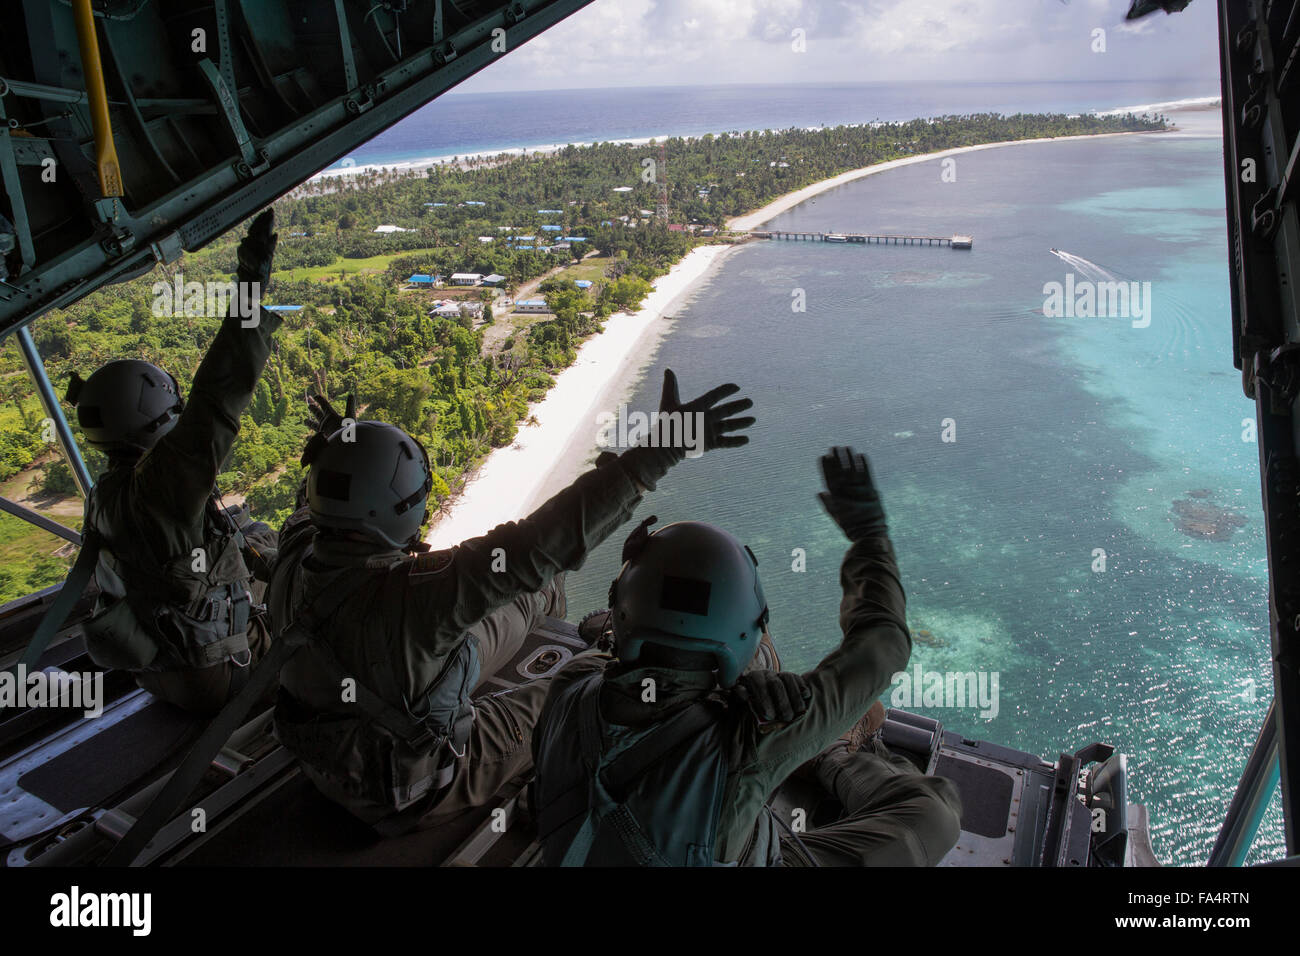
<box><xmin>0</xmin><ymin>509</ymin><xmax>78</xmax><ymax>605</ymax></box>
<box><xmin>273</xmin><ymin>247</ymin><xmax>447</xmax><ymax>283</ymax></box>
<box><xmin>554</xmin><ymin>257</ymin><xmax>611</xmax><ymax>284</ymax></box>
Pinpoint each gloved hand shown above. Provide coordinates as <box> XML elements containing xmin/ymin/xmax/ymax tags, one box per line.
<box><xmin>817</xmin><ymin>445</ymin><xmax>888</xmax><ymax>541</ymax></box>
<box><xmin>300</xmin><ymin>392</ymin><xmax>355</xmax><ymax>466</ymax></box>
<box><xmin>307</xmin><ymin>392</ymin><xmax>355</xmax><ymax>436</ymax></box>
<box><xmin>236</xmin><ymin>209</ymin><xmax>278</xmax><ymax>290</ymax></box>
<box><xmin>733</xmin><ymin>670</ymin><xmax>811</xmax><ymax>728</ymax></box>
<box><xmin>619</xmin><ymin>369</ymin><xmax>755</xmax><ymax>491</ymax></box>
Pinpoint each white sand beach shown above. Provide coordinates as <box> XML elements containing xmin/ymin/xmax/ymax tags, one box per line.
<box><xmin>727</xmin><ymin>130</ymin><xmax>1165</xmax><ymax>232</ymax></box>
<box><xmin>425</xmin><ymin>242</ymin><xmax>735</xmax><ymax>547</ymax></box>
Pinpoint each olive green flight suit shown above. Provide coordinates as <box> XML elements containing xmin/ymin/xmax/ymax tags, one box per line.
<box><xmin>268</xmin><ymin>456</ymin><xmax>645</xmax><ymax>835</ymax></box>
<box><xmin>538</xmin><ymin>534</ymin><xmax>963</xmax><ymax>866</ymax></box>
<box><xmin>84</xmin><ymin>308</ymin><xmax>282</xmax><ymax>716</ymax></box>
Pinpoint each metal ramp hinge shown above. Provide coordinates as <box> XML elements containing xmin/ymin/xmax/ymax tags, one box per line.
<box><xmin>344</xmin><ymin>82</ymin><xmax>384</xmax><ymax>116</ymax></box>
<box><xmin>92</xmin><ymin>197</ymin><xmax>134</xmax><ymax>256</ymax></box>
<box><xmin>1256</xmin><ymin>342</ymin><xmax>1300</xmax><ymax>402</ymax></box>
<box><xmin>1252</xmin><ymin>185</ymin><xmax>1281</xmax><ymax>240</ymax></box>
<box><xmin>1241</xmin><ymin>84</ymin><xmax>1268</xmax><ymax>131</ymax></box>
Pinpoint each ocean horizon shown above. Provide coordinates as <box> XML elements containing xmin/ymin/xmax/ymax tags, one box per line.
<box><xmin>325</xmin><ymin>79</ymin><xmax>1221</xmax><ymax>173</ymax></box>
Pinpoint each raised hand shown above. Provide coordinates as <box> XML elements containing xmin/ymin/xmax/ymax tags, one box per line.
<box><xmin>657</xmin><ymin>368</ymin><xmax>754</xmax><ymax>453</ymax></box>
<box><xmin>300</xmin><ymin>393</ymin><xmax>355</xmax><ymax>466</ymax></box>
<box><xmin>817</xmin><ymin>445</ymin><xmax>888</xmax><ymax>541</ymax></box>
<box><xmin>236</xmin><ymin>209</ymin><xmax>278</xmax><ymax>289</ymax></box>
<box><xmin>618</xmin><ymin>368</ymin><xmax>756</xmax><ymax>492</ymax></box>
<box><xmin>307</xmin><ymin>392</ymin><xmax>355</xmax><ymax>438</ymax></box>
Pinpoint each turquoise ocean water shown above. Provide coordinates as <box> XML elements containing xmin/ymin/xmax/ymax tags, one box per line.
<box><xmin>555</xmin><ymin>130</ymin><xmax>1280</xmax><ymax>865</ymax></box>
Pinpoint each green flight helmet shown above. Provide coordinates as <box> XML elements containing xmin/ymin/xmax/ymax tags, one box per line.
<box><xmin>66</xmin><ymin>359</ymin><xmax>184</xmax><ymax>453</ymax></box>
<box><xmin>306</xmin><ymin>421</ymin><xmax>433</xmax><ymax>550</ymax></box>
<box><xmin>610</xmin><ymin>519</ymin><xmax>769</xmax><ymax>688</ymax></box>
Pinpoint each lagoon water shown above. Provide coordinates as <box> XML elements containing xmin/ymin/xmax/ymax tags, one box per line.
<box><xmin>556</xmin><ymin>128</ymin><xmax>1279</xmax><ymax>865</ymax></box>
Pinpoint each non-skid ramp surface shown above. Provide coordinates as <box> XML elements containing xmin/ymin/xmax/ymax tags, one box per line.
<box><xmin>18</xmin><ymin>701</ymin><xmax>201</xmax><ymax>813</ymax></box>
<box><xmin>177</xmin><ymin>772</ymin><xmax>427</xmax><ymax>865</ymax></box>
<box><xmin>177</xmin><ymin>772</ymin><xmax>527</xmax><ymax>866</ymax></box>
<box><xmin>934</xmin><ymin>753</ymin><xmax>1015</xmax><ymax>839</ymax></box>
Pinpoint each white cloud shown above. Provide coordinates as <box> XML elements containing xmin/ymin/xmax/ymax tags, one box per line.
<box><xmin>457</xmin><ymin>0</ymin><xmax>1219</xmax><ymax>91</ymax></box>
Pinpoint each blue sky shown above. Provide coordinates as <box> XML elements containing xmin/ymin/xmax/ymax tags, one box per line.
<box><xmin>456</xmin><ymin>0</ymin><xmax>1220</xmax><ymax>92</ymax></box>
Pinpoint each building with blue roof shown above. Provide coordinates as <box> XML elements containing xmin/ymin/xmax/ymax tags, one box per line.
<box><xmin>263</xmin><ymin>304</ymin><xmax>304</xmax><ymax>312</ymax></box>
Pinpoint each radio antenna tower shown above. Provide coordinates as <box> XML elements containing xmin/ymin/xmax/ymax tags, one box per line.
<box><xmin>656</xmin><ymin>141</ymin><xmax>670</xmax><ymax>221</ymax></box>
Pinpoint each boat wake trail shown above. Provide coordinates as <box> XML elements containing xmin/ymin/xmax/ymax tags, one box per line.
<box><xmin>1048</xmin><ymin>248</ymin><xmax>1202</xmax><ymax>360</ymax></box>
<box><xmin>1050</xmin><ymin>249</ymin><xmax>1119</xmax><ymax>283</ymax></box>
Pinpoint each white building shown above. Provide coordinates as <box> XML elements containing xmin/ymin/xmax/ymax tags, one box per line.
<box><xmin>374</xmin><ymin>224</ymin><xmax>408</xmax><ymax>233</ymax></box>
<box><xmin>432</xmin><ymin>301</ymin><xmax>484</xmax><ymax>318</ymax></box>
<box><xmin>450</xmin><ymin>273</ymin><xmax>482</xmax><ymax>285</ymax></box>
<box><xmin>513</xmin><ymin>298</ymin><xmax>550</xmax><ymax>313</ymax></box>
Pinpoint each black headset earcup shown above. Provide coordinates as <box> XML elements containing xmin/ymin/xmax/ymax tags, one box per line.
<box><xmin>65</xmin><ymin>372</ymin><xmax>85</xmax><ymax>406</ymax></box>
<box><xmin>620</xmin><ymin>514</ymin><xmax>658</xmax><ymax>563</ymax></box>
